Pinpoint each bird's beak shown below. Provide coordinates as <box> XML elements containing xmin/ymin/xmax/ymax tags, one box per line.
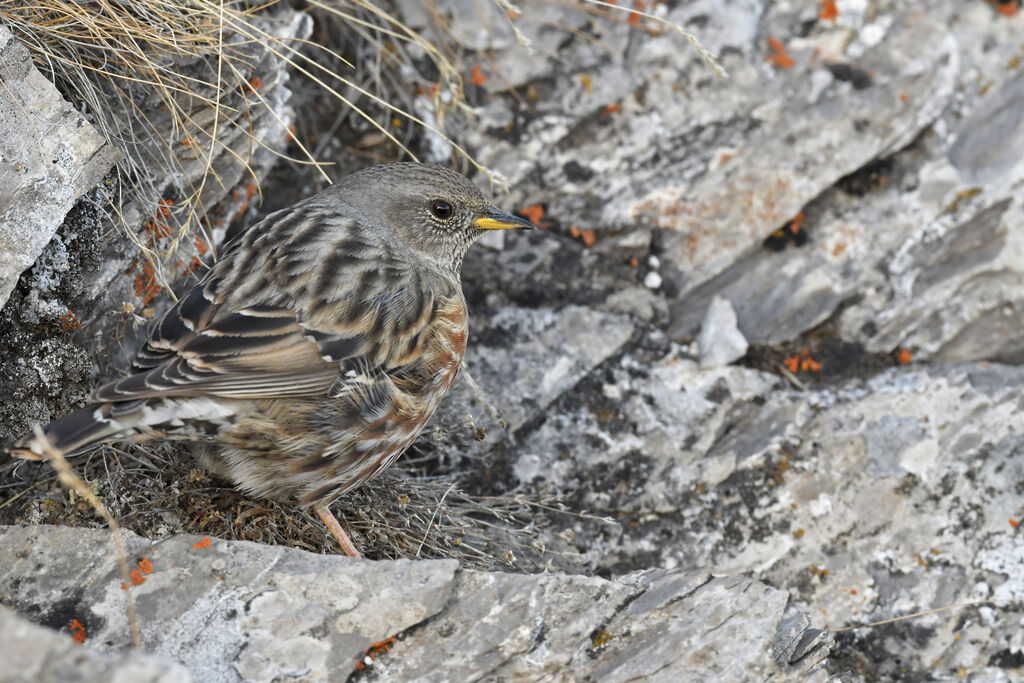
<box><xmin>472</xmin><ymin>205</ymin><xmax>537</xmax><ymax>231</ymax></box>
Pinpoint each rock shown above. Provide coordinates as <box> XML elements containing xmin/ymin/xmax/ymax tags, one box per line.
<box><xmin>573</xmin><ymin>361</ymin><xmax>1024</xmax><ymax>679</ymax></box>
<box><xmin>698</xmin><ymin>296</ymin><xmax>748</xmax><ymax>368</ymax></box>
<box><xmin>466</xmin><ymin>305</ymin><xmax>635</xmax><ymax>430</ymax></box>
<box><xmin>0</xmin><ymin>604</ymin><xmax>193</xmax><ymax>683</ymax></box>
<box><xmin>513</xmin><ymin>342</ymin><xmax>782</xmax><ymax>520</ymax></box>
<box><xmin>0</xmin><ymin>25</ymin><xmax>121</xmax><ymax>309</ymax></box>
<box><xmin>0</xmin><ymin>525</ymin><xmax>830</xmax><ymax>681</ymax></box>
<box><xmin>664</xmin><ymin>6</ymin><xmax>1024</xmax><ymax>359</ymax></box>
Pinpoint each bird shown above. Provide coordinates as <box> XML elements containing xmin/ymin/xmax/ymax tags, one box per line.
<box><xmin>10</xmin><ymin>162</ymin><xmax>535</xmax><ymax>558</ymax></box>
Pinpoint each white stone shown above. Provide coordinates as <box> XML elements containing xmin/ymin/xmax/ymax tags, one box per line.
<box><xmin>698</xmin><ymin>296</ymin><xmax>749</xmax><ymax>368</ymax></box>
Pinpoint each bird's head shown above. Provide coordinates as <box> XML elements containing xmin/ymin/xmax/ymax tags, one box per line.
<box><xmin>330</xmin><ymin>162</ymin><xmax>535</xmax><ymax>273</ymax></box>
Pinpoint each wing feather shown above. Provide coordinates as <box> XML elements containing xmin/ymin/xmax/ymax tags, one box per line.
<box><xmin>92</xmin><ymin>204</ymin><xmax>453</xmax><ymax>403</ymax></box>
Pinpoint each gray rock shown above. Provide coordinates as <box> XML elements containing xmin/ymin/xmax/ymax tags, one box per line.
<box><xmin>467</xmin><ymin>305</ymin><xmax>635</xmax><ymax>430</ymax></box>
<box><xmin>0</xmin><ymin>525</ymin><xmax>829</xmax><ymax>681</ymax></box>
<box><xmin>0</xmin><ymin>25</ymin><xmax>120</xmax><ymax>309</ymax></box>
<box><xmin>698</xmin><ymin>296</ymin><xmax>748</xmax><ymax>368</ymax></box>
<box><xmin>662</xmin><ymin>5</ymin><xmax>1024</xmax><ymax>360</ymax></box>
<box><xmin>0</xmin><ymin>605</ymin><xmax>192</xmax><ymax>683</ymax></box>
<box><xmin>569</xmin><ymin>361</ymin><xmax>1024</xmax><ymax>679</ymax></box>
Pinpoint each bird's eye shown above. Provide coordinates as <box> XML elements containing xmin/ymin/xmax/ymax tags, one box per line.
<box><xmin>430</xmin><ymin>199</ymin><xmax>453</xmax><ymax>220</ymax></box>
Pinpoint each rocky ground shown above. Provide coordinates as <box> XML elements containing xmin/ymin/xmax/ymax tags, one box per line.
<box><xmin>2</xmin><ymin>0</ymin><xmax>1024</xmax><ymax>680</ymax></box>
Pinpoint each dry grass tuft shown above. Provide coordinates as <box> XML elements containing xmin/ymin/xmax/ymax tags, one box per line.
<box><xmin>0</xmin><ymin>438</ymin><xmax>602</xmax><ymax>571</ymax></box>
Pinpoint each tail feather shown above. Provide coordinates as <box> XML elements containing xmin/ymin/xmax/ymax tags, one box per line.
<box><xmin>10</xmin><ymin>403</ymin><xmax>130</xmax><ymax>460</ymax></box>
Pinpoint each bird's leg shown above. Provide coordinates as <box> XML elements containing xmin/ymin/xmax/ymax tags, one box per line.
<box><xmin>316</xmin><ymin>505</ymin><xmax>362</xmax><ymax>558</ymax></box>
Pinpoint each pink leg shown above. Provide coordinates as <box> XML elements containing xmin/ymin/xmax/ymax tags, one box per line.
<box><xmin>316</xmin><ymin>506</ymin><xmax>362</xmax><ymax>558</ymax></box>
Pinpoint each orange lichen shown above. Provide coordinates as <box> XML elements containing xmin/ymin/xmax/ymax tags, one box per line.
<box><xmin>59</xmin><ymin>308</ymin><xmax>81</xmax><ymax>333</ymax></box>
<box><xmin>355</xmin><ymin>636</ymin><xmax>397</xmax><ymax>671</ymax></box>
<box><xmin>628</xmin><ymin>0</ymin><xmax>645</xmax><ymax>27</ymax></box>
<box><xmin>471</xmin><ymin>64</ymin><xmax>487</xmax><ymax>86</ymax></box>
<box><xmin>602</xmin><ymin>102</ymin><xmax>622</xmax><ymax>115</ymax></box>
<box><xmin>788</xmin><ymin>211</ymin><xmax>805</xmax><ymax>234</ymax></box>
<box><xmin>194</xmin><ymin>234</ymin><xmax>209</xmax><ymax>255</ymax></box>
<box><xmin>145</xmin><ymin>198</ymin><xmax>175</xmax><ymax>241</ymax></box>
<box><xmin>519</xmin><ymin>204</ymin><xmax>544</xmax><ymax>225</ymax></box>
<box><xmin>133</xmin><ymin>260</ymin><xmax>162</xmax><ymax>305</ymax></box>
<box><xmin>138</xmin><ymin>557</ymin><xmax>154</xmax><ymax>574</ymax></box>
<box><xmin>630</xmin><ymin>257</ymin><xmax>639</xmax><ymax>267</ymax></box>
<box><xmin>993</xmin><ymin>1</ymin><xmax>1019</xmax><ymax>16</ymax></box>
<box><xmin>784</xmin><ymin>348</ymin><xmax>821</xmax><ymax>373</ymax></box>
<box><xmin>193</xmin><ymin>536</ymin><xmax>212</xmax><ymax>549</ymax></box>
<box><xmin>182</xmin><ymin>255</ymin><xmax>204</xmax><ymax>277</ymax></box>
<box><xmin>1011</xmin><ymin>518</ymin><xmax>1020</xmax><ymax>528</ymax></box>
<box><xmin>232</xmin><ymin>181</ymin><xmax>260</xmax><ymax>215</ymax></box>
<box><xmin>766</xmin><ymin>37</ymin><xmax>795</xmax><ymax>69</ymax></box>
<box><xmin>69</xmin><ymin>619</ymin><xmax>87</xmax><ymax>644</ymax></box>
<box><xmin>569</xmin><ymin>226</ymin><xmax>596</xmax><ymax>247</ymax></box>
<box><xmin>248</xmin><ymin>75</ymin><xmax>262</xmax><ymax>92</ymax></box>
<box><xmin>819</xmin><ymin>0</ymin><xmax>839</xmax><ymax>21</ymax></box>
<box><xmin>122</xmin><ymin>566</ymin><xmax>147</xmax><ymax>589</ymax></box>
<box><xmin>897</xmin><ymin>349</ymin><xmax>913</xmax><ymax>365</ymax></box>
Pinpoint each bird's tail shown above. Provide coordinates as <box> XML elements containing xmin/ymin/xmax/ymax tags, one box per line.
<box><xmin>9</xmin><ymin>403</ymin><xmax>135</xmax><ymax>460</ymax></box>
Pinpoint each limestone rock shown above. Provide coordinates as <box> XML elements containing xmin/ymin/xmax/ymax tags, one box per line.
<box><xmin>0</xmin><ymin>25</ymin><xmax>120</xmax><ymax>309</ymax></box>
<box><xmin>0</xmin><ymin>525</ymin><xmax>829</xmax><ymax>681</ymax></box>
<box><xmin>0</xmin><ymin>605</ymin><xmax>192</xmax><ymax>683</ymax></box>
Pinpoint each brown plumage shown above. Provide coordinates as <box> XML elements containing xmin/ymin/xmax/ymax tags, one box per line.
<box><xmin>10</xmin><ymin>162</ymin><xmax>534</xmax><ymax>557</ymax></box>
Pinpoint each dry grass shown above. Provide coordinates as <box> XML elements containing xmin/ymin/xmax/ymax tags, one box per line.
<box><xmin>0</xmin><ymin>437</ymin><xmax>605</xmax><ymax>571</ymax></box>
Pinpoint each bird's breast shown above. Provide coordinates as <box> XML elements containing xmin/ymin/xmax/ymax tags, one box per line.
<box><xmin>429</xmin><ymin>296</ymin><xmax>468</xmax><ymax>395</ymax></box>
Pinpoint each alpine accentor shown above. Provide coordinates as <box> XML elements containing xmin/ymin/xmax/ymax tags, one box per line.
<box><xmin>11</xmin><ymin>162</ymin><xmax>534</xmax><ymax>557</ymax></box>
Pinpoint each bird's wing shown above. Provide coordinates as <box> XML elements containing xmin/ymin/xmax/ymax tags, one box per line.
<box><xmin>92</xmin><ymin>209</ymin><xmax>446</xmax><ymax>402</ymax></box>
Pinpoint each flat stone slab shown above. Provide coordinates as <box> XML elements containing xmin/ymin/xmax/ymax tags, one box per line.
<box><xmin>0</xmin><ymin>525</ymin><xmax>828</xmax><ymax>681</ymax></box>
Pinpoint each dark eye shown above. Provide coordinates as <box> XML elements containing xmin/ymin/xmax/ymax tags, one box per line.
<box><xmin>430</xmin><ymin>199</ymin><xmax>453</xmax><ymax>220</ymax></box>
